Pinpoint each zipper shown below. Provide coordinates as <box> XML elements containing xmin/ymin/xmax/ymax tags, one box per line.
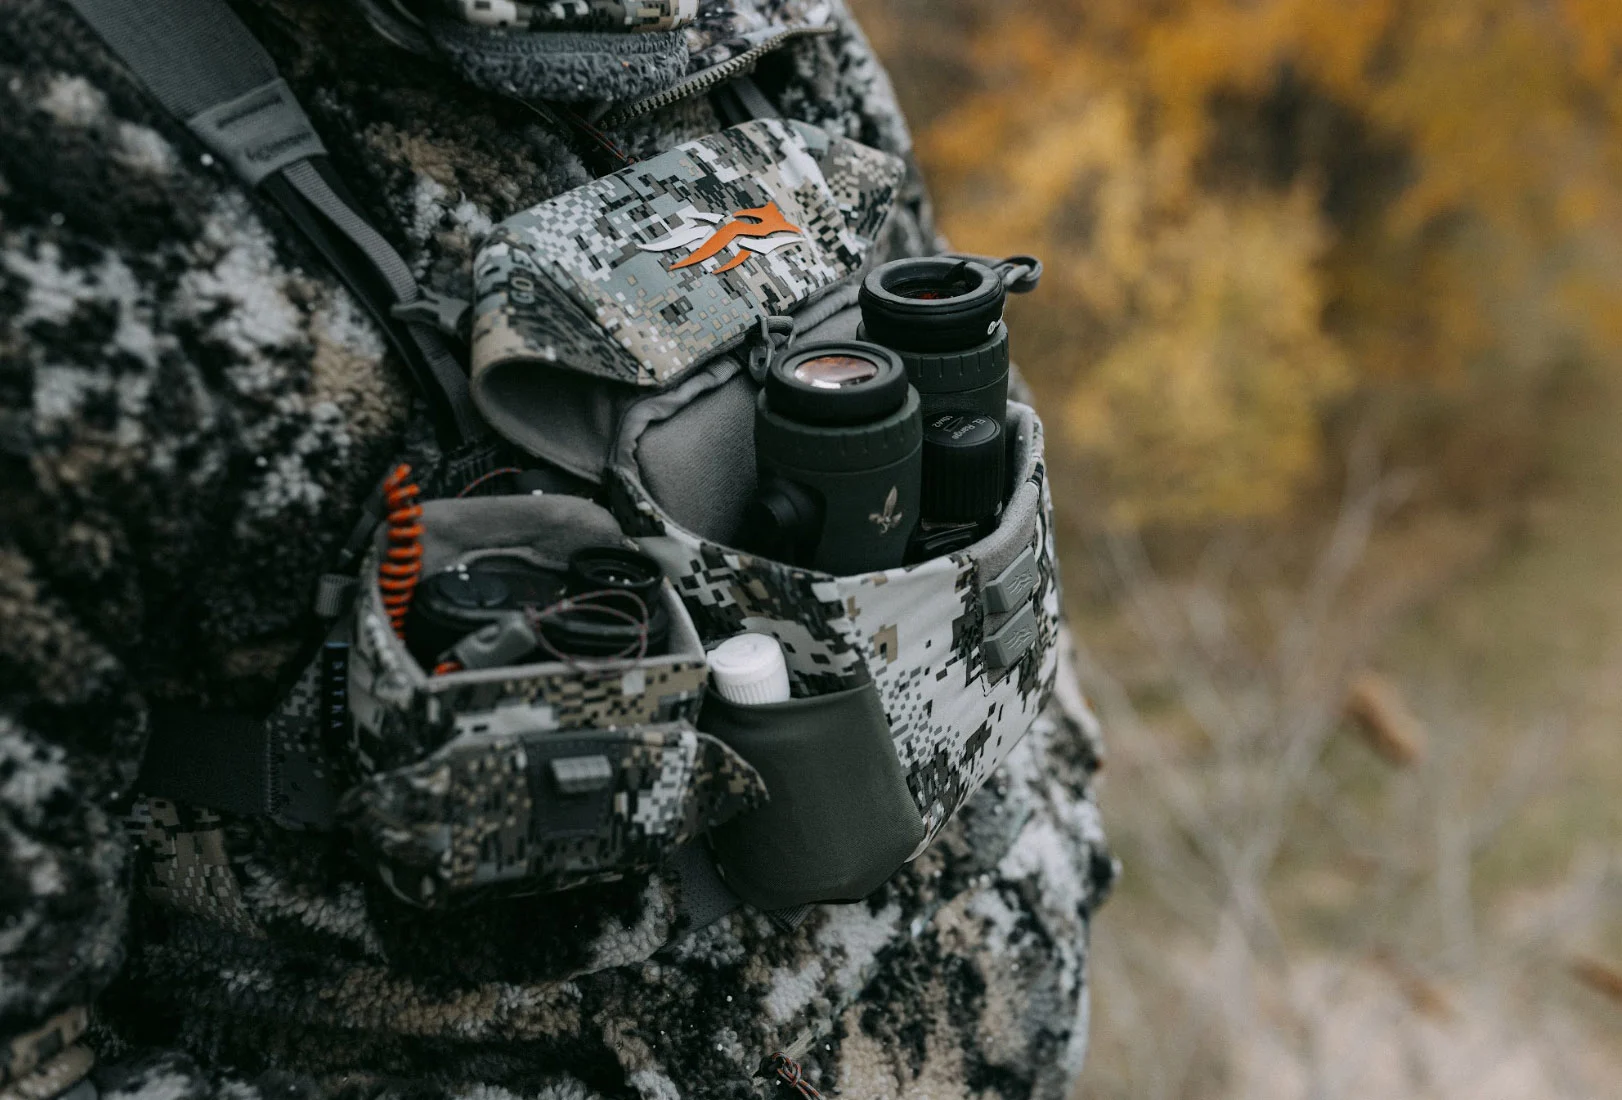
<box><xmin>600</xmin><ymin>24</ymin><xmax>836</xmax><ymax>128</ymax></box>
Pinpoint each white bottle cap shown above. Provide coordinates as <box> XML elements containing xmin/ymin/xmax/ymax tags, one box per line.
<box><xmin>707</xmin><ymin>633</ymin><xmax>791</xmax><ymax>706</ymax></box>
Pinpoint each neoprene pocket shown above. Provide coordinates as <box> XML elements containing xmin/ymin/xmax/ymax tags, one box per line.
<box><xmin>342</xmin><ymin>492</ymin><xmax>767</xmax><ymax>906</ymax></box>
<box><xmin>698</xmin><ymin>681</ymin><xmax>926</xmax><ymax>911</ymax></box>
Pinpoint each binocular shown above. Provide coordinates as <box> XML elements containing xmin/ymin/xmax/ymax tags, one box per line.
<box><xmin>743</xmin><ymin>254</ymin><xmax>1042</xmax><ymax>573</ymax></box>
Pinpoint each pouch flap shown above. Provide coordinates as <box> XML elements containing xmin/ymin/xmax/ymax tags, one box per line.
<box><xmin>341</xmin><ymin>720</ymin><xmax>766</xmax><ymax>906</ymax></box>
<box><xmin>470</xmin><ymin>119</ymin><xmax>903</xmax><ymax>458</ymax></box>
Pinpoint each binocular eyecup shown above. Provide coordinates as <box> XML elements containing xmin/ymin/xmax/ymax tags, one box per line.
<box><xmin>859</xmin><ymin>257</ymin><xmax>1012</xmax><ymax>422</ymax></box>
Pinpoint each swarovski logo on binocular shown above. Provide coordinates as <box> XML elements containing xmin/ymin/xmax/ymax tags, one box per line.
<box><xmin>741</xmin><ymin>254</ymin><xmax>1042</xmax><ymax>573</ymax></box>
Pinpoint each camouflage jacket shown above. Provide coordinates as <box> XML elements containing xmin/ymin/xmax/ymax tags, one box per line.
<box><xmin>0</xmin><ymin>2</ymin><xmax>1115</xmax><ymax>1098</ymax></box>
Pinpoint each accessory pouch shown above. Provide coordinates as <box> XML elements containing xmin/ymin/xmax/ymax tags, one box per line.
<box><xmin>608</xmin><ymin>355</ymin><xmax>1063</xmax><ymax>906</ymax></box>
<box><xmin>697</xmin><ymin>680</ymin><xmax>926</xmax><ymax>911</ymax></box>
<box><xmin>468</xmin><ymin>118</ymin><xmax>903</xmax><ymax>479</ymax></box>
<box><xmin>342</xmin><ymin>493</ymin><xmax>767</xmax><ymax>906</ymax></box>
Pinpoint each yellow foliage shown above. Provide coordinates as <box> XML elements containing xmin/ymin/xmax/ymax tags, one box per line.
<box><xmin>854</xmin><ymin>0</ymin><xmax>1622</xmax><ymax>527</ymax></box>
<box><xmin>1067</xmin><ymin>190</ymin><xmax>1347</xmax><ymax>525</ymax></box>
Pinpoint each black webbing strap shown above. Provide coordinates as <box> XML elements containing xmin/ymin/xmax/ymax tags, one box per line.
<box><xmin>137</xmin><ymin>709</ymin><xmax>276</xmax><ymax>819</ymax></box>
<box><xmin>711</xmin><ymin>76</ymin><xmax>781</xmax><ymax>127</ymax></box>
<box><xmin>65</xmin><ymin>0</ymin><xmax>484</xmax><ymax>447</ymax></box>
<box><xmin>137</xmin><ymin>638</ymin><xmax>347</xmax><ymax>829</ymax></box>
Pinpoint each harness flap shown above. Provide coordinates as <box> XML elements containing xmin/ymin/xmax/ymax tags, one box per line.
<box><xmin>469</xmin><ymin>119</ymin><xmax>903</xmax><ymax>470</ymax></box>
<box><xmin>341</xmin><ymin>721</ymin><xmax>764</xmax><ymax>906</ymax></box>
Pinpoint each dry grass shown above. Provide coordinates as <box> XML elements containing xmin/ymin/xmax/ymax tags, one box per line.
<box><xmin>1066</xmin><ymin>403</ymin><xmax>1622</xmax><ymax>1098</ymax></box>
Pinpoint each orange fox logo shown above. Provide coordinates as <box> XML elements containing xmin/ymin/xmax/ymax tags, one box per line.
<box><xmin>639</xmin><ymin>202</ymin><xmax>805</xmax><ymax>274</ymax></box>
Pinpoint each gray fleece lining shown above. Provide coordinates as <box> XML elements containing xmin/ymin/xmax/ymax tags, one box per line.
<box><xmin>423</xmin><ymin>19</ymin><xmax>688</xmax><ymax>102</ymax></box>
<box><xmin>637</xmin><ymin>373</ymin><xmax>760</xmax><ymax>543</ymax></box>
<box><xmin>615</xmin><ymin>356</ymin><xmax>761</xmax><ymax>543</ymax></box>
<box><xmin>613</xmin><ymin>300</ymin><xmax>875</xmax><ymax>544</ymax></box>
<box><xmin>410</xmin><ymin>494</ymin><xmax>630</xmax><ymax>575</ymax></box>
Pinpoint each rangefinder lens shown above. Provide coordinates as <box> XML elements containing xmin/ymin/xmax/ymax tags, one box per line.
<box><xmin>794</xmin><ymin>353</ymin><xmax>882</xmax><ymax>389</ymax></box>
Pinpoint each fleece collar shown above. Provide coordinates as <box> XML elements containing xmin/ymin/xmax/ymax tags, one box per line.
<box><xmin>427</xmin><ymin>0</ymin><xmax>699</xmax><ymax>33</ymax></box>
<box><xmin>359</xmin><ymin>0</ymin><xmax>833</xmax><ymax>105</ymax></box>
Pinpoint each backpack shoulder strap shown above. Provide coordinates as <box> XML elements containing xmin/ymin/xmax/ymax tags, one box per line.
<box><xmin>65</xmin><ymin>0</ymin><xmax>486</xmax><ymax>447</ymax></box>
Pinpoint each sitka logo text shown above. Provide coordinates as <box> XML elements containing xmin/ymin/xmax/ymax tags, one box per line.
<box><xmin>639</xmin><ymin>202</ymin><xmax>805</xmax><ymax>274</ymax></box>
<box><xmin>870</xmin><ymin>486</ymin><xmax>905</xmax><ymax>535</ymax></box>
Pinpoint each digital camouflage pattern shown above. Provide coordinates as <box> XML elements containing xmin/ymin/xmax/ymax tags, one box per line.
<box><xmin>618</xmin><ymin>404</ymin><xmax>1061</xmax><ymax>843</ymax></box>
<box><xmin>1</xmin><ymin>1007</ymin><xmax>91</xmax><ymax>1095</ymax></box>
<box><xmin>125</xmin><ymin>801</ymin><xmax>264</xmax><ymax>937</ymax></box>
<box><xmin>432</xmin><ymin>0</ymin><xmax>699</xmax><ymax>32</ymax></box>
<box><xmin>0</xmin><ymin>0</ymin><xmax>1115</xmax><ymax>1098</ymax></box>
<box><xmin>681</xmin><ymin>0</ymin><xmax>833</xmax><ymax>72</ymax></box>
<box><xmin>344</xmin><ymin>564</ymin><xmax>758</xmax><ymax>903</ymax></box>
<box><xmin>471</xmin><ymin>118</ymin><xmax>902</xmax><ymax>391</ymax></box>
<box><xmin>342</xmin><ymin>720</ymin><xmax>766</xmax><ymax>905</ymax></box>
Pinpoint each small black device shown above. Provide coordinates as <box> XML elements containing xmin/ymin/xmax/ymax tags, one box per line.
<box><xmin>909</xmin><ymin>411</ymin><xmax>1008</xmax><ymax>560</ymax></box>
<box><xmin>406</xmin><ymin>547</ymin><xmax>669</xmax><ymax>668</ymax></box>
<box><xmin>742</xmin><ymin>341</ymin><xmax>922</xmax><ymax>575</ymax></box>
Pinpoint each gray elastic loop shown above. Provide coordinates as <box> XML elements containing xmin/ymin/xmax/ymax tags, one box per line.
<box><xmin>746</xmin><ymin>315</ymin><xmax>795</xmax><ymax>383</ymax></box>
<box><xmin>187</xmin><ymin>79</ymin><xmax>327</xmax><ymax>187</ymax></box>
<box><xmin>281</xmin><ymin>161</ymin><xmax>418</xmax><ymax>303</ymax></box>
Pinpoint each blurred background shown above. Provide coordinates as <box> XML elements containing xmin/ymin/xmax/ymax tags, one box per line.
<box><xmin>848</xmin><ymin>1</ymin><xmax>1622</xmax><ymax>1097</ymax></box>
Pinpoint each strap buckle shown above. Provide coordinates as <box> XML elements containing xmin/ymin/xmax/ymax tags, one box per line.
<box><xmin>391</xmin><ymin>289</ymin><xmax>473</xmax><ymax>344</ymax></box>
